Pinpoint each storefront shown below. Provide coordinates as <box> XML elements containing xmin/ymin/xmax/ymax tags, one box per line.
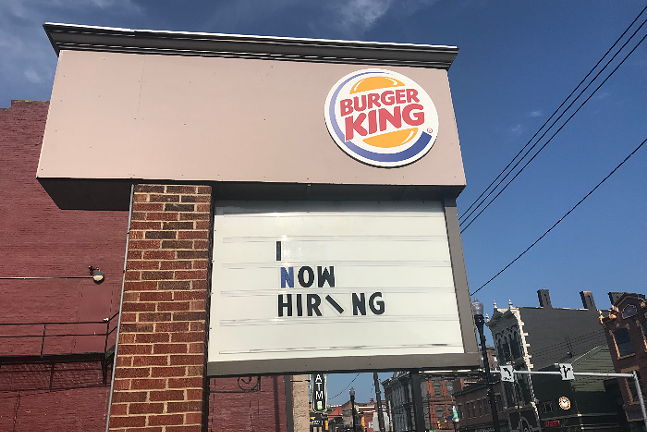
<box><xmin>37</xmin><ymin>23</ymin><xmax>479</xmax><ymax>430</ymax></box>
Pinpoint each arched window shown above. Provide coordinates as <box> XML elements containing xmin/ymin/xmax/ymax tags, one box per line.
<box><xmin>510</xmin><ymin>332</ymin><xmax>520</xmax><ymax>358</ymax></box>
<box><xmin>622</xmin><ymin>304</ymin><xmax>637</xmax><ymax>319</ymax></box>
<box><xmin>502</xmin><ymin>338</ymin><xmax>511</xmax><ymax>361</ymax></box>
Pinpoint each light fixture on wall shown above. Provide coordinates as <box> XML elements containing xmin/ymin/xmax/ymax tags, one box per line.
<box><xmin>89</xmin><ymin>266</ymin><xmax>105</xmax><ymax>284</ymax></box>
<box><xmin>0</xmin><ymin>266</ymin><xmax>106</xmax><ymax>285</ymax></box>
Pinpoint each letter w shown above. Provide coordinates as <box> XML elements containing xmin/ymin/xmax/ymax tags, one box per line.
<box><xmin>317</xmin><ymin>266</ymin><xmax>335</xmax><ymax>287</ymax></box>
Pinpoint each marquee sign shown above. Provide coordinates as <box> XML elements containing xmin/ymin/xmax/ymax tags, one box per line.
<box><xmin>324</xmin><ymin>69</ymin><xmax>439</xmax><ymax>168</ymax></box>
<box><xmin>207</xmin><ymin>201</ymin><xmax>473</xmax><ymax>376</ymax></box>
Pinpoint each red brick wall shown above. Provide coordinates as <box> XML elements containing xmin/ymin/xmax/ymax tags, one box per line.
<box><xmin>108</xmin><ymin>184</ymin><xmax>211</xmax><ymax>432</ymax></box>
<box><xmin>0</xmin><ymin>100</ymin><xmax>129</xmax><ymax>352</ymax></box>
<box><xmin>0</xmin><ymin>363</ymin><xmax>111</xmax><ymax>431</ymax></box>
<box><xmin>0</xmin><ymin>100</ymin><xmax>128</xmax><ymax>431</ymax></box>
<box><xmin>208</xmin><ymin>376</ymin><xmax>289</xmax><ymax>432</ymax></box>
<box><xmin>1</xmin><ymin>102</ymin><xmax>291</xmax><ymax>432</ymax></box>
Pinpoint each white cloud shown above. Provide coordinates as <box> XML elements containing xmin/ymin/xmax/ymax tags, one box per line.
<box><xmin>529</xmin><ymin>110</ymin><xmax>542</xmax><ymax>118</ymax></box>
<box><xmin>593</xmin><ymin>90</ymin><xmax>611</xmax><ymax>100</ymax></box>
<box><xmin>0</xmin><ymin>0</ymin><xmax>141</xmax><ymax>106</ymax></box>
<box><xmin>203</xmin><ymin>0</ymin><xmax>440</xmax><ymax>39</ymax></box>
<box><xmin>24</xmin><ymin>67</ymin><xmax>42</xmax><ymax>83</ymax></box>
<box><xmin>508</xmin><ymin>123</ymin><xmax>523</xmax><ymax>139</ymax></box>
<box><xmin>336</xmin><ymin>0</ymin><xmax>393</xmax><ymax>35</ymax></box>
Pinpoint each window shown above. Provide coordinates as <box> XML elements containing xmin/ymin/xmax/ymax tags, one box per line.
<box><xmin>495</xmin><ymin>394</ymin><xmax>503</xmax><ymax>412</ymax></box>
<box><xmin>497</xmin><ymin>342</ymin><xmax>505</xmax><ymax>362</ymax></box>
<box><xmin>436</xmin><ymin>405</ymin><xmax>445</xmax><ymax>422</ymax></box>
<box><xmin>477</xmin><ymin>399</ymin><xmax>483</xmax><ymax>416</ymax></box>
<box><xmin>446</xmin><ymin>382</ymin><xmax>453</xmax><ymax>396</ymax></box>
<box><xmin>433</xmin><ymin>381</ymin><xmax>442</xmax><ymax>397</ymax></box>
<box><xmin>483</xmin><ymin>398</ymin><xmax>490</xmax><ymax>415</ymax></box>
<box><xmin>457</xmin><ymin>404</ymin><xmax>463</xmax><ymax>419</ymax></box>
<box><xmin>626</xmin><ymin>372</ymin><xmax>643</xmax><ymax>403</ymax></box>
<box><xmin>622</xmin><ymin>304</ymin><xmax>638</xmax><ymax>319</ymax></box>
<box><xmin>502</xmin><ymin>339</ymin><xmax>511</xmax><ymax>361</ymax></box>
<box><xmin>511</xmin><ymin>333</ymin><xmax>521</xmax><ymax>358</ymax></box>
<box><xmin>614</xmin><ymin>328</ymin><xmax>634</xmax><ymax>357</ymax></box>
<box><xmin>627</xmin><ymin>377</ymin><xmax>638</xmax><ymax>402</ymax></box>
<box><xmin>541</xmin><ymin>401</ymin><xmax>554</xmax><ymax>413</ymax></box>
<box><xmin>471</xmin><ymin>402</ymin><xmax>476</xmax><ymax>418</ymax></box>
<box><xmin>504</xmin><ymin>382</ymin><xmax>515</xmax><ymax>407</ymax></box>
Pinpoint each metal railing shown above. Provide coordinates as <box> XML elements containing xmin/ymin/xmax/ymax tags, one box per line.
<box><xmin>0</xmin><ymin>312</ymin><xmax>119</xmax><ymax>358</ymax></box>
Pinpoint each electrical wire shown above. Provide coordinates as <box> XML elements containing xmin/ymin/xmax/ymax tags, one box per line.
<box><xmin>329</xmin><ymin>373</ymin><xmax>361</xmax><ymax>400</ymax></box>
<box><xmin>461</xmin><ymin>27</ymin><xmax>647</xmax><ymax>233</ymax></box>
<box><xmin>459</xmin><ymin>6</ymin><xmax>647</xmax><ymax>231</ymax></box>
<box><xmin>460</xmin><ymin>9</ymin><xmax>647</xmax><ymax>227</ymax></box>
<box><xmin>470</xmin><ymin>136</ymin><xmax>647</xmax><ymax>296</ymax></box>
<box><xmin>459</xmin><ymin>4</ymin><xmax>647</xmax><ymax>223</ymax></box>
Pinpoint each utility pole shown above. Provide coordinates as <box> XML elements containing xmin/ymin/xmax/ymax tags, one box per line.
<box><xmin>472</xmin><ymin>299</ymin><xmax>501</xmax><ymax>432</ymax></box>
<box><xmin>373</xmin><ymin>372</ymin><xmax>386</xmax><ymax>432</ymax></box>
<box><xmin>350</xmin><ymin>387</ymin><xmax>357</xmax><ymax>432</ymax></box>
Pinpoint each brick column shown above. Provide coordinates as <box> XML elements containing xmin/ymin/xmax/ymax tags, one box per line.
<box><xmin>108</xmin><ymin>184</ymin><xmax>211</xmax><ymax>432</ymax></box>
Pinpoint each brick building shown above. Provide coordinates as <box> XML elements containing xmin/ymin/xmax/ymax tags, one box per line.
<box><xmin>0</xmin><ymin>100</ymin><xmax>293</xmax><ymax>431</ymax></box>
<box><xmin>383</xmin><ymin>371</ymin><xmax>474</xmax><ymax>432</ymax></box>
<box><xmin>453</xmin><ymin>378</ymin><xmax>506</xmax><ymax>432</ymax></box>
<box><xmin>601</xmin><ymin>292</ymin><xmax>647</xmax><ymax>432</ymax></box>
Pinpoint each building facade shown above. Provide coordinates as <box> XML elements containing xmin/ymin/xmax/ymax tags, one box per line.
<box><xmin>601</xmin><ymin>292</ymin><xmax>647</xmax><ymax>432</ymax></box>
<box><xmin>383</xmin><ymin>371</ymin><xmax>475</xmax><ymax>432</ymax></box>
<box><xmin>531</xmin><ymin>346</ymin><xmax>624</xmax><ymax>431</ymax></box>
<box><xmin>453</xmin><ymin>378</ymin><xmax>507</xmax><ymax>432</ymax></box>
<box><xmin>487</xmin><ymin>290</ymin><xmax>612</xmax><ymax>432</ymax></box>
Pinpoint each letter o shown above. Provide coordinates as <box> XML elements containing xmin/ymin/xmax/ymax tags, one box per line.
<box><xmin>298</xmin><ymin>266</ymin><xmax>315</xmax><ymax>288</ymax></box>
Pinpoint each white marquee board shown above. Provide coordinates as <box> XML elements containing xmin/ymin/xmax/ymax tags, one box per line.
<box><xmin>207</xmin><ymin>201</ymin><xmax>468</xmax><ymax>376</ymax></box>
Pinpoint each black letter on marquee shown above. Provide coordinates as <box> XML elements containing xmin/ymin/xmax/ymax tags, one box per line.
<box><xmin>369</xmin><ymin>292</ymin><xmax>385</xmax><ymax>315</ymax></box>
<box><xmin>278</xmin><ymin>294</ymin><xmax>292</xmax><ymax>317</ymax></box>
<box><xmin>307</xmin><ymin>294</ymin><xmax>322</xmax><ymax>316</ymax></box>
<box><xmin>298</xmin><ymin>266</ymin><xmax>315</xmax><ymax>288</ymax></box>
<box><xmin>296</xmin><ymin>293</ymin><xmax>303</xmax><ymax>317</ymax></box>
<box><xmin>352</xmin><ymin>293</ymin><xmax>366</xmax><ymax>316</ymax></box>
<box><xmin>317</xmin><ymin>266</ymin><xmax>335</xmax><ymax>287</ymax></box>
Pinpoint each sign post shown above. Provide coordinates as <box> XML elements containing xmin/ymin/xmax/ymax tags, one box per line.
<box><xmin>558</xmin><ymin>363</ymin><xmax>574</xmax><ymax>380</ymax></box>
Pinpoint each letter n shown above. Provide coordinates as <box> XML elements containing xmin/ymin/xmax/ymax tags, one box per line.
<box><xmin>352</xmin><ymin>293</ymin><xmax>366</xmax><ymax>316</ymax></box>
<box><xmin>281</xmin><ymin>267</ymin><xmax>294</xmax><ymax>288</ymax></box>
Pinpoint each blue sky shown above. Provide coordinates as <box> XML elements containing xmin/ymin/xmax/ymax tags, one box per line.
<box><xmin>2</xmin><ymin>0</ymin><xmax>645</xmax><ymax>404</ymax></box>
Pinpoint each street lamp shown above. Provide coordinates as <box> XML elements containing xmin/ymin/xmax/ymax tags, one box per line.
<box><xmin>472</xmin><ymin>298</ymin><xmax>501</xmax><ymax>432</ymax></box>
<box><xmin>349</xmin><ymin>387</ymin><xmax>357</xmax><ymax>432</ymax></box>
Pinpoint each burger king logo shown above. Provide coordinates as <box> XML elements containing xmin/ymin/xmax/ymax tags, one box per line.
<box><xmin>324</xmin><ymin>69</ymin><xmax>439</xmax><ymax>168</ymax></box>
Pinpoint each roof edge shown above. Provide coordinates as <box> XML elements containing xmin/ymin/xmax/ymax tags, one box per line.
<box><xmin>43</xmin><ymin>23</ymin><xmax>459</xmax><ymax>69</ymax></box>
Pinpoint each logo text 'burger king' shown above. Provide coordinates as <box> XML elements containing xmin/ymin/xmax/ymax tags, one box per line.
<box><xmin>324</xmin><ymin>69</ymin><xmax>439</xmax><ymax>167</ymax></box>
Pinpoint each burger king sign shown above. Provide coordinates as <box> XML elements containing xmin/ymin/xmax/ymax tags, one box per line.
<box><xmin>324</xmin><ymin>69</ymin><xmax>439</xmax><ymax>168</ymax></box>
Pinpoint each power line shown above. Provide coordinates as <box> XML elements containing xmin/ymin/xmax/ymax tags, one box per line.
<box><xmin>471</xmin><ymin>137</ymin><xmax>647</xmax><ymax>296</ymax></box>
<box><xmin>461</xmin><ymin>27</ymin><xmax>647</xmax><ymax>233</ymax></box>
<box><xmin>459</xmin><ymin>6</ymin><xmax>647</xmax><ymax>231</ymax></box>
<box><xmin>459</xmin><ymin>4</ymin><xmax>647</xmax><ymax>224</ymax></box>
<box><xmin>329</xmin><ymin>373</ymin><xmax>361</xmax><ymax>400</ymax></box>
